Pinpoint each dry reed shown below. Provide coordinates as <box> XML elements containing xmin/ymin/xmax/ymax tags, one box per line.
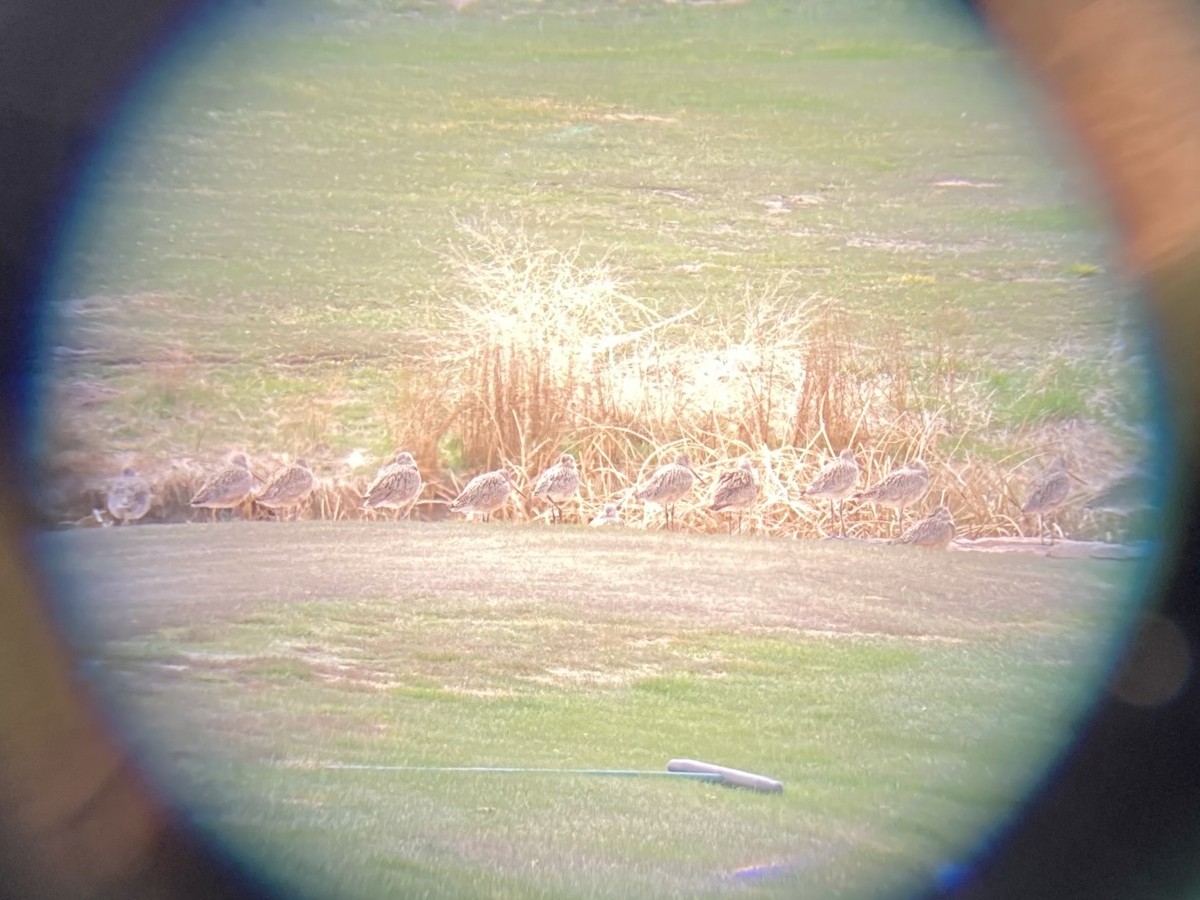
<box><xmin>41</xmin><ymin>223</ymin><xmax>1150</xmax><ymax>541</ymax></box>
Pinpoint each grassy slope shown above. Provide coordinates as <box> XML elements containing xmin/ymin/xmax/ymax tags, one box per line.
<box><xmin>43</xmin><ymin>0</ymin><xmax>1137</xmax><ymax>464</ymax></box>
<box><xmin>44</xmin><ymin>522</ymin><xmax>1141</xmax><ymax>899</ymax></box>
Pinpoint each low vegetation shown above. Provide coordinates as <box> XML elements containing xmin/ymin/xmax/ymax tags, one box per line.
<box><xmin>48</xmin><ymin>521</ymin><xmax>1140</xmax><ymax>900</ymax></box>
<box><xmin>50</xmin><ymin>219</ymin><xmax>1147</xmax><ymax>541</ymax></box>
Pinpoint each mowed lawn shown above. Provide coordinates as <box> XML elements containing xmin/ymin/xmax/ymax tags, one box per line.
<box><xmin>41</xmin><ymin>523</ymin><xmax>1140</xmax><ymax>899</ymax></box>
<box><xmin>45</xmin><ymin>0</ymin><xmax>1139</xmax><ymax>467</ymax></box>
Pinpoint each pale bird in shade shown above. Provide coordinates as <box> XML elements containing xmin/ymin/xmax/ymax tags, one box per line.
<box><xmin>1022</xmin><ymin>457</ymin><xmax>1071</xmax><ymax>544</ymax></box>
<box><xmin>255</xmin><ymin>458</ymin><xmax>315</xmax><ymax>520</ymax></box>
<box><xmin>190</xmin><ymin>453</ymin><xmax>254</xmax><ymax>521</ymax></box>
<box><xmin>450</xmin><ymin>468</ymin><xmax>522</xmax><ymax>523</ymax></box>
<box><xmin>805</xmin><ymin>448</ymin><xmax>859</xmax><ymax>537</ymax></box>
<box><xmin>854</xmin><ymin>459</ymin><xmax>929</xmax><ymax>536</ymax></box>
<box><xmin>635</xmin><ymin>453</ymin><xmax>698</xmax><ymax>530</ymax></box>
<box><xmin>892</xmin><ymin>505</ymin><xmax>956</xmax><ymax>549</ymax></box>
<box><xmin>589</xmin><ymin>503</ymin><xmax>624</xmax><ymax>527</ymax></box>
<box><xmin>531</xmin><ymin>454</ymin><xmax>580</xmax><ymax>524</ymax></box>
<box><xmin>710</xmin><ymin>457</ymin><xmax>759</xmax><ymax>534</ymax></box>
<box><xmin>107</xmin><ymin>467</ymin><xmax>152</xmax><ymax>525</ymax></box>
<box><xmin>362</xmin><ymin>451</ymin><xmax>423</xmax><ymax>519</ymax></box>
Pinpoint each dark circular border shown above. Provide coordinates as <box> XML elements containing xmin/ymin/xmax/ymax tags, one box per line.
<box><xmin>2</xmin><ymin>2</ymin><xmax>1199</xmax><ymax>899</ymax></box>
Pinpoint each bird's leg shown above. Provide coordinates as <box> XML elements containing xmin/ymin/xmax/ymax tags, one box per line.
<box><xmin>551</xmin><ymin>499</ymin><xmax>563</xmax><ymax>524</ymax></box>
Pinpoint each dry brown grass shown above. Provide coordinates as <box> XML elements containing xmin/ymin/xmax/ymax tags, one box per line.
<box><xmin>40</xmin><ymin>224</ymin><xmax>1146</xmax><ymax>541</ymax></box>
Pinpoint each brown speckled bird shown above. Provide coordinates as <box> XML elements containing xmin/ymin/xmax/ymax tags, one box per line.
<box><xmin>635</xmin><ymin>454</ymin><xmax>698</xmax><ymax>530</ymax></box>
<box><xmin>805</xmin><ymin>448</ymin><xmax>859</xmax><ymax>537</ymax></box>
<box><xmin>892</xmin><ymin>505</ymin><xmax>955</xmax><ymax>549</ymax></box>
<box><xmin>854</xmin><ymin>459</ymin><xmax>929</xmax><ymax>536</ymax></box>
<box><xmin>531</xmin><ymin>454</ymin><xmax>580</xmax><ymax>524</ymax></box>
<box><xmin>190</xmin><ymin>453</ymin><xmax>254</xmax><ymax>521</ymax></box>
<box><xmin>255</xmin><ymin>458</ymin><xmax>314</xmax><ymax>520</ymax></box>
<box><xmin>362</xmin><ymin>451</ymin><xmax>423</xmax><ymax>519</ymax></box>
<box><xmin>1022</xmin><ymin>457</ymin><xmax>1071</xmax><ymax>544</ymax></box>
<box><xmin>710</xmin><ymin>457</ymin><xmax>759</xmax><ymax>534</ymax></box>
<box><xmin>450</xmin><ymin>468</ymin><xmax>520</xmax><ymax>523</ymax></box>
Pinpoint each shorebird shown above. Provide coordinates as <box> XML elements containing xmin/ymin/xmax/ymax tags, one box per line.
<box><xmin>589</xmin><ymin>503</ymin><xmax>624</xmax><ymax>527</ymax></box>
<box><xmin>805</xmin><ymin>448</ymin><xmax>859</xmax><ymax>537</ymax></box>
<box><xmin>635</xmin><ymin>453</ymin><xmax>698</xmax><ymax>530</ymax></box>
<box><xmin>892</xmin><ymin>505</ymin><xmax>956</xmax><ymax>549</ymax></box>
<box><xmin>107</xmin><ymin>467</ymin><xmax>151</xmax><ymax>525</ymax></box>
<box><xmin>1022</xmin><ymin>457</ymin><xmax>1071</xmax><ymax>544</ymax></box>
<box><xmin>710</xmin><ymin>457</ymin><xmax>759</xmax><ymax>534</ymax></box>
<box><xmin>450</xmin><ymin>468</ymin><xmax>523</xmax><ymax>523</ymax></box>
<box><xmin>531</xmin><ymin>454</ymin><xmax>580</xmax><ymax>524</ymax></box>
<box><xmin>190</xmin><ymin>453</ymin><xmax>254</xmax><ymax>521</ymax></box>
<box><xmin>255</xmin><ymin>458</ymin><xmax>315</xmax><ymax>520</ymax></box>
<box><xmin>854</xmin><ymin>459</ymin><xmax>929</xmax><ymax>536</ymax></box>
<box><xmin>362</xmin><ymin>451</ymin><xmax>423</xmax><ymax>519</ymax></box>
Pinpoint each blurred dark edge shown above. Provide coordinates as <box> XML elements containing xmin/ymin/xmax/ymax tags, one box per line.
<box><xmin>1</xmin><ymin>0</ymin><xmax>1199</xmax><ymax>898</ymax></box>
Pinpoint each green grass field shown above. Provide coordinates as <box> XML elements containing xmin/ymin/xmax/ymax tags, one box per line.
<box><xmin>42</xmin><ymin>0</ymin><xmax>1145</xmax><ymax>475</ymax></box>
<box><xmin>45</xmin><ymin>523</ymin><xmax>1141</xmax><ymax>899</ymax></box>
<box><xmin>33</xmin><ymin>2</ymin><xmax>1154</xmax><ymax>895</ymax></box>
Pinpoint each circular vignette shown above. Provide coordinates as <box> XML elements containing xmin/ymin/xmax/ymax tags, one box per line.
<box><xmin>0</xmin><ymin>2</ymin><xmax>1199</xmax><ymax>900</ymax></box>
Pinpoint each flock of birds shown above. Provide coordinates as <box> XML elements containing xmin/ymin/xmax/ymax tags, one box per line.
<box><xmin>100</xmin><ymin>446</ymin><xmax>1088</xmax><ymax>549</ymax></box>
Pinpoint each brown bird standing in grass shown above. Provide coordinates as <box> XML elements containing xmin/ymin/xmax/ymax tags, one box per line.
<box><xmin>1022</xmin><ymin>457</ymin><xmax>1071</xmax><ymax>544</ymax></box>
<box><xmin>190</xmin><ymin>453</ymin><xmax>254</xmax><ymax>521</ymax></box>
<box><xmin>362</xmin><ymin>451</ymin><xmax>423</xmax><ymax>519</ymax></box>
<box><xmin>107</xmin><ymin>467</ymin><xmax>152</xmax><ymax>525</ymax></box>
<box><xmin>450</xmin><ymin>468</ymin><xmax>523</xmax><ymax>523</ymax></box>
<box><xmin>635</xmin><ymin>453</ymin><xmax>698</xmax><ymax>530</ymax></box>
<box><xmin>710</xmin><ymin>457</ymin><xmax>759</xmax><ymax>534</ymax></box>
<box><xmin>255</xmin><ymin>458</ymin><xmax>314</xmax><ymax>520</ymax></box>
<box><xmin>531</xmin><ymin>454</ymin><xmax>580</xmax><ymax>524</ymax></box>
<box><xmin>805</xmin><ymin>448</ymin><xmax>859</xmax><ymax>537</ymax></box>
<box><xmin>892</xmin><ymin>505</ymin><xmax>956</xmax><ymax>549</ymax></box>
<box><xmin>854</xmin><ymin>459</ymin><xmax>929</xmax><ymax>536</ymax></box>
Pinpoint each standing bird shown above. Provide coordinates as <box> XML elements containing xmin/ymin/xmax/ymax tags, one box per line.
<box><xmin>362</xmin><ymin>451</ymin><xmax>423</xmax><ymax>519</ymax></box>
<box><xmin>892</xmin><ymin>505</ymin><xmax>956</xmax><ymax>549</ymax></box>
<box><xmin>635</xmin><ymin>453</ymin><xmax>698</xmax><ymax>530</ymax></box>
<box><xmin>190</xmin><ymin>453</ymin><xmax>254</xmax><ymax>521</ymax></box>
<box><xmin>805</xmin><ymin>448</ymin><xmax>859</xmax><ymax>537</ymax></box>
<box><xmin>1022</xmin><ymin>457</ymin><xmax>1071</xmax><ymax>544</ymax></box>
<box><xmin>854</xmin><ymin>459</ymin><xmax>930</xmax><ymax>536</ymax></box>
<box><xmin>531</xmin><ymin>454</ymin><xmax>580</xmax><ymax>524</ymax></box>
<box><xmin>255</xmin><ymin>458</ymin><xmax>315</xmax><ymax>520</ymax></box>
<box><xmin>589</xmin><ymin>503</ymin><xmax>624</xmax><ymax>527</ymax></box>
<box><xmin>107</xmin><ymin>467</ymin><xmax>152</xmax><ymax>525</ymax></box>
<box><xmin>710</xmin><ymin>457</ymin><xmax>759</xmax><ymax>534</ymax></box>
<box><xmin>450</xmin><ymin>468</ymin><xmax>522</xmax><ymax>523</ymax></box>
